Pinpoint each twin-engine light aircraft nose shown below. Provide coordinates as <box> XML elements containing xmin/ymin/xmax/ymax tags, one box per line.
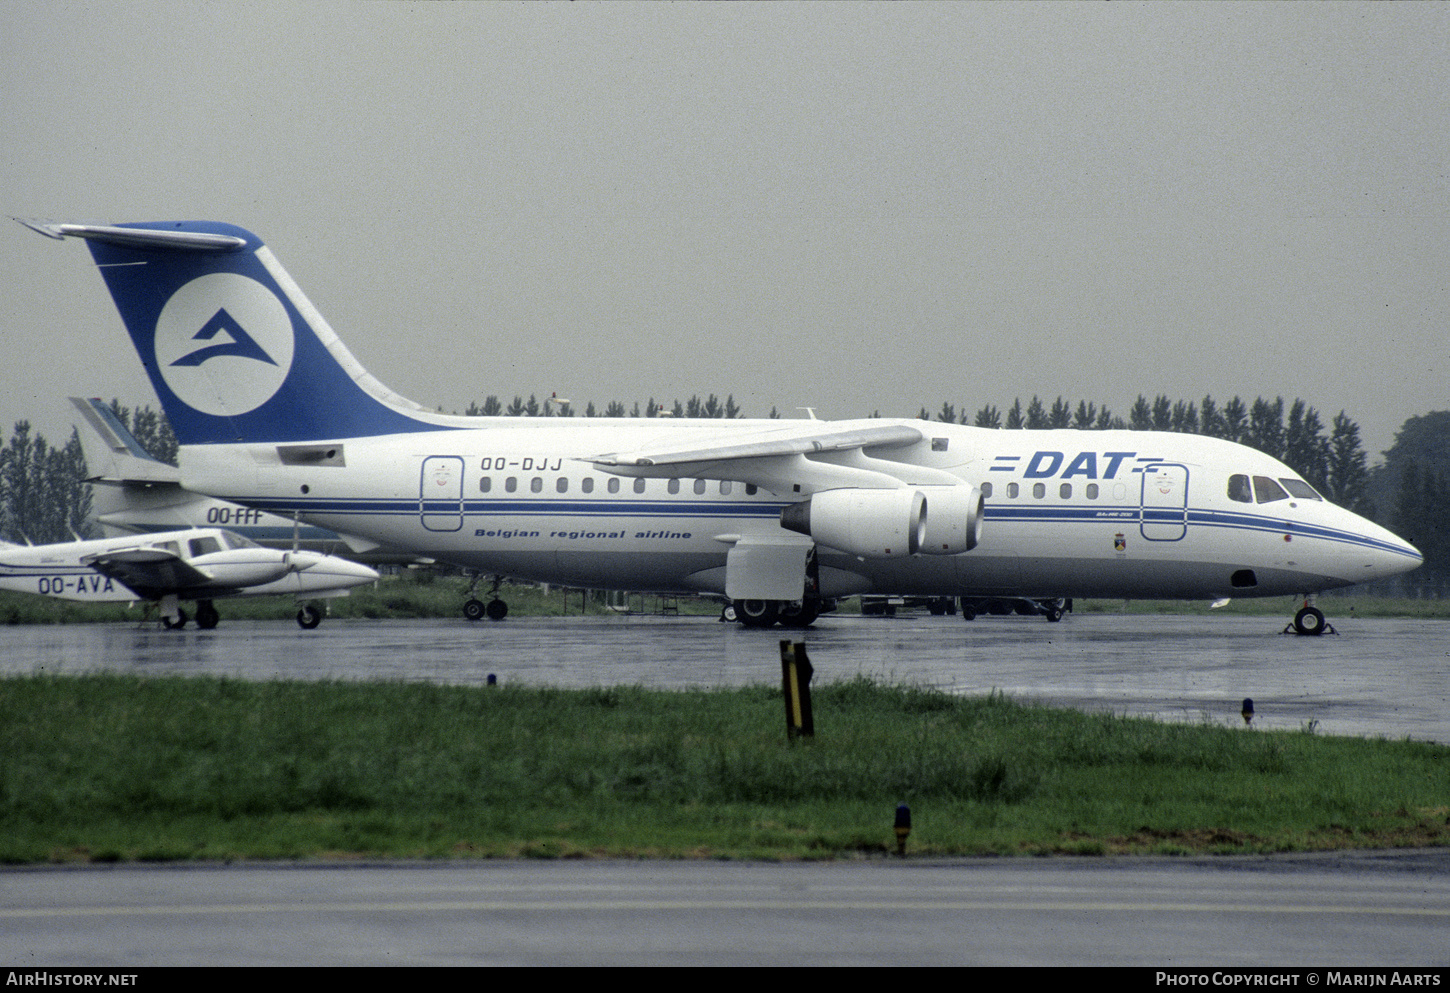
<box><xmin>0</xmin><ymin>526</ymin><xmax>380</xmax><ymax>628</ymax></box>
<box><xmin>19</xmin><ymin>219</ymin><xmax>1423</xmax><ymax>633</ymax></box>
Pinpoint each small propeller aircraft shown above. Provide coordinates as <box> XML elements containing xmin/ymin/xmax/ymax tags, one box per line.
<box><xmin>0</xmin><ymin>526</ymin><xmax>380</xmax><ymax>628</ymax></box>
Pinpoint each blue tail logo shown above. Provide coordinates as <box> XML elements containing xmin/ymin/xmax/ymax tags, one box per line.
<box><xmin>171</xmin><ymin>309</ymin><xmax>279</xmax><ymax>368</ymax></box>
<box><xmin>154</xmin><ymin>272</ymin><xmax>295</xmax><ymax>418</ymax></box>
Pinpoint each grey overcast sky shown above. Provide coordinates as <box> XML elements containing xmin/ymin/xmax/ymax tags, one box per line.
<box><xmin>2</xmin><ymin>1</ymin><xmax>1445</xmax><ymax>462</ymax></box>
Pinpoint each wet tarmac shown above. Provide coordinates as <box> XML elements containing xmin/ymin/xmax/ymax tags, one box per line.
<box><xmin>3</xmin><ymin>610</ymin><xmax>1446</xmax><ymax>742</ymax></box>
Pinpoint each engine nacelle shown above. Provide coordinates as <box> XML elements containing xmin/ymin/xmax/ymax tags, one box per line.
<box><xmin>917</xmin><ymin>484</ymin><xmax>983</xmax><ymax>553</ymax></box>
<box><xmin>779</xmin><ymin>488</ymin><xmax>925</xmax><ymax>558</ymax></box>
<box><xmin>190</xmin><ymin>549</ymin><xmax>294</xmax><ymax>588</ymax></box>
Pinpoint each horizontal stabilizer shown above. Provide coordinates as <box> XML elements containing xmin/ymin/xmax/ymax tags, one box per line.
<box><xmin>15</xmin><ymin>219</ymin><xmax>247</xmax><ymax>252</ymax></box>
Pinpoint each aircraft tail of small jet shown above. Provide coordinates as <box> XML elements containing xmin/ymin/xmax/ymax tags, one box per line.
<box><xmin>21</xmin><ymin>220</ymin><xmax>448</xmax><ymax>446</ymax></box>
<box><xmin>69</xmin><ymin>396</ymin><xmax>180</xmax><ymax>485</ymax></box>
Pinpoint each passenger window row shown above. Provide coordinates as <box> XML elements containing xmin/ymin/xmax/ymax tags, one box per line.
<box><xmin>980</xmin><ymin>482</ymin><xmax>1103</xmax><ymax>500</ymax></box>
<box><xmin>478</xmin><ymin>476</ymin><xmax>755</xmax><ymax>496</ymax></box>
<box><xmin>978</xmin><ymin>474</ymin><xmax>1324</xmax><ymax>506</ymax></box>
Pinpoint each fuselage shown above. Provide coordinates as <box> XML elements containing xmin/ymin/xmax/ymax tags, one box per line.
<box><xmin>22</xmin><ymin>217</ymin><xmax>1420</xmax><ymax>612</ymax></box>
<box><xmin>178</xmin><ymin>418</ymin><xmax>1421</xmax><ymax>601</ymax></box>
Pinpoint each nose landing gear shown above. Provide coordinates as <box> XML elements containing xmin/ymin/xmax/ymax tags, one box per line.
<box><xmin>1285</xmin><ymin>599</ymin><xmax>1336</xmax><ymax>636</ymax></box>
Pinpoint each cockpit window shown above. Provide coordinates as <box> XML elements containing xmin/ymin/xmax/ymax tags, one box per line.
<box><xmin>188</xmin><ymin>536</ymin><xmax>222</xmax><ymax>557</ymax></box>
<box><xmin>1252</xmin><ymin>476</ymin><xmax>1289</xmax><ymax>504</ymax></box>
<box><xmin>221</xmin><ymin>532</ymin><xmax>258</xmax><ymax>550</ymax></box>
<box><xmin>1279</xmin><ymin>478</ymin><xmax>1322</xmax><ymax>501</ymax></box>
<box><xmin>1227</xmin><ymin>474</ymin><xmax>1253</xmax><ymax>503</ymax></box>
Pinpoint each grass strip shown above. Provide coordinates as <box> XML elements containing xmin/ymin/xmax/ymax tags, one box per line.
<box><xmin>2</xmin><ymin>674</ymin><xmax>1446</xmax><ymax>862</ymax></box>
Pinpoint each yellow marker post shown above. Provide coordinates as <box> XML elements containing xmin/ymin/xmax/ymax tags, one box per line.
<box><xmin>779</xmin><ymin>640</ymin><xmax>814</xmax><ymax>740</ymax></box>
<box><xmin>894</xmin><ymin>803</ymin><xmax>911</xmax><ymax>857</ymax></box>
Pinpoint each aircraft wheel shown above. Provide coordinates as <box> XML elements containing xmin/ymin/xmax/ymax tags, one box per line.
<box><xmin>721</xmin><ymin>603</ymin><xmax>738</xmax><ymax>623</ymax></box>
<box><xmin>463</xmin><ymin>598</ymin><xmax>486</xmax><ymax>622</ymax></box>
<box><xmin>196</xmin><ymin>602</ymin><xmax>220</xmax><ymax>629</ymax></box>
<box><xmin>297</xmin><ymin>604</ymin><xmax>323</xmax><ymax>629</ymax></box>
<box><xmin>1045</xmin><ymin>604</ymin><xmax>1064</xmax><ymax>622</ymax></box>
<box><xmin>778</xmin><ymin>599</ymin><xmax>820</xmax><ymax>628</ymax></box>
<box><xmin>485</xmin><ymin>598</ymin><xmax>508</xmax><ymax>621</ymax></box>
<box><xmin>734</xmin><ymin>599</ymin><xmax>779</xmax><ymax>628</ymax></box>
<box><xmin>960</xmin><ymin>599</ymin><xmax>978</xmax><ymax>621</ymax></box>
<box><xmin>162</xmin><ymin>610</ymin><xmax>188</xmax><ymax>630</ymax></box>
<box><xmin>1293</xmin><ymin>605</ymin><xmax>1326</xmax><ymax>636</ymax></box>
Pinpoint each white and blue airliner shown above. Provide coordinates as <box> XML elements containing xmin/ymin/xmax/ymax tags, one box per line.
<box><xmin>20</xmin><ymin>219</ymin><xmax>1422</xmax><ymax>632</ymax></box>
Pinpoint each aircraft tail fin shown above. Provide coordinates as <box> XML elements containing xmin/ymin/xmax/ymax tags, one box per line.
<box><xmin>22</xmin><ymin>220</ymin><xmax>449</xmax><ymax>446</ymax></box>
<box><xmin>69</xmin><ymin>397</ymin><xmax>180</xmax><ymax>485</ymax></box>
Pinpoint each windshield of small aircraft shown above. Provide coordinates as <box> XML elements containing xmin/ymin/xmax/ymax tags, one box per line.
<box><xmin>1227</xmin><ymin>474</ymin><xmax>1323</xmax><ymax>504</ymax></box>
<box><xmin>188</xmin><ymin>535</ymin><xmax>223</xmax><ymax>557</ymax></box>
<box><xmin>219</xmin><ymin>532</ymin><xmax>259</xmax><ymax>550</ymax></box>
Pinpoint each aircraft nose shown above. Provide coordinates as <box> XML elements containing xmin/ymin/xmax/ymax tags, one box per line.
<box><xmin>324</xmin><ymin>557</ymin><xmax>382</xmax><ymax>586</ymax></box>
<box><xmin>1363</xmin><ymin>524</ymin><xmax>1423</xmax><ymax>582</ymax></box>
<box><xmin>285</xmin><ymin>551</ymin><xmax>378</xmax><ymax>586</ymax></box>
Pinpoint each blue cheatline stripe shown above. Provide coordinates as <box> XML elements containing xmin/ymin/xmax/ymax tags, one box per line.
<box><xmin>982</xmin><ymin>504</ymin><xmax>1417</xmax><ymax>558</ymax></box>
<box><xmin>233</xmin><ymin>497</ymin><xmax>792</xmax><ymax>520</ymax></box>
<box><xmin>0</xmin><ymin>565</ymin><xmax>94</xmax><ymax>577</ymax></box>
<box><xmin>208</xmin><ymin>495</ymin><xmax>1415</xmax><ymax>560</ymax></box>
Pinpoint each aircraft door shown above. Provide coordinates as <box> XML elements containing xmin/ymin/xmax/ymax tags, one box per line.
<box><xmin>420</xmin><ymin>456</ymin><xmax>465</xmax><ymax>532</ymax></box>
<box><xmin>1139</xmin><ymin>463</ymin><xmax>1189</xmax><ymax>541</ymax></box>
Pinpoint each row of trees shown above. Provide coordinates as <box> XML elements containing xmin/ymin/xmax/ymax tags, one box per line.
<box><xmin>1378</xmin><ymin>412</ymin><xmax>1449</xmax><ymax>587</ymax></box>
<box><xmin>0</xmin><ymin>422</ymin><xmax>91</xmax><ymax>546</ymax></box>
<box><xmin>0</xmin><ymin>398</ymin><xmax>1443</xmax><ymax>585</ymax></box>
<box><xmin>461</xmin><ymin>393</ymin><xmax>745</xmax><ymax>420</ymax></box>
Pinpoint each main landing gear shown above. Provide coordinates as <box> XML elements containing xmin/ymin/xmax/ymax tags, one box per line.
<box><xmin>155</xmin><ymin>598</ymin><xmax>326</xmax><ymax>629</ymax></box>
<box><xmin>463</xmin><ymin>574</ymin><xmax>509</xmax><ymax>622</ymax></box>
<box><xmin>1285</xmin><ymin>599</ymin><xmax>1336</xmax><ymax>636</ymax></box>
<box><xmin>959</xmin><ymin>597</ymin><xmax>1070</xmax><ymax>622</ymax></box>
<box><xmin>730</xmin><ymin>597</ymin><xmax>824</xmax><ymax>629</ymax></box>
<box><xmin>158</xmin><ymin>597</ymin><xmax>220</xmax><ymax>629</ymax></box>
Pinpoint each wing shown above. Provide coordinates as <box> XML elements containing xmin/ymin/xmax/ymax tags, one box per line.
<box><xmin>81</xmin><ymin>547</ymin><xmax>211</xmax><ymax>600</ymax></box>
<box><xmin>583</xmin><ymin>421</ymin><xmax>962</xmax><ymax>492</ymax></box>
